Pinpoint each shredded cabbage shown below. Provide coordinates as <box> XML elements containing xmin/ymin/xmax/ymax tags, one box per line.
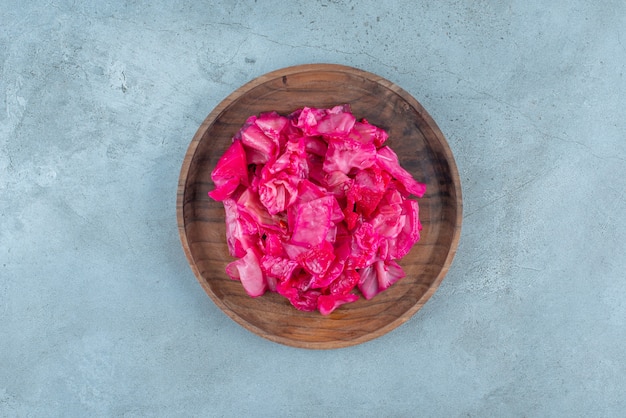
<box><xmin>209</xmin><ymin>105</ymin><xmax>426</xmax><ymax>315</ymax></box>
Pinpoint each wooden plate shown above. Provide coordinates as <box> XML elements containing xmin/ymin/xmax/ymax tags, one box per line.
<box><xmin>177</xmin><ymin>64</ymin><xmax>462</xmax><ymax>349</ymax></box>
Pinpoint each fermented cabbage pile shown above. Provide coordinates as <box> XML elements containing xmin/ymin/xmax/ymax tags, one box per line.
<box><xmin>208</xmin><ymin>105</ymin><xmax>426</xmax><ymax>315</ymax></box>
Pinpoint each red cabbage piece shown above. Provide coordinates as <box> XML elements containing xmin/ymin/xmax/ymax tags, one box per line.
<box><xmin>295</xmin><ymin>105</ymin><xmax>355</xmax><ymax>137</ymax></box>
<box><xmin>222</xmin><ymin>198</ymin><xmax>257</xmax><ymax>258</ymax></box>
<box><xmin>254</xmin><ymin>111</ymin><xmax>289</xmax><ymax>143</ymax></box>
<box><xmin>268</xmin><ymin>137</ymin><xmax>308</xmax><ymax>178</ymax></box>
<box><xmin>208</xmin><ymin>105</ymin><xmax>426</xmax><ymax>314</ymax></box>
<box><xmin>376</xmin><ymin>146</ymin><xmax>427</xmax><ymax>198</ymax></box>
<box><xmin>258</xmin><ymin>172</ymin><xmax>299</xmax><ymax>215</ymax></box>
<box><xmin>261</xmin><ymin>255</ymin><xmax>299</xmax><ymax>291</ymax></box>
<box><xmin>240</xmin><ymin>119</ymin><xmax>276</xmax><ymax>164</ymax></box>
<box><xmin>347</xmin><ymin>167</ymin><xmax>391</xmax><ymax>217</ymax></box>
<box><xmin>297</xmin><ymin>241</ymin><xmax>336</xmax><ymax>276</ymax></box>
<box><xmin>323</xmin><ymin>137</ymin><xmax>376</xmax><ymax>174</ymax></box>
<box><xmin>357</xmin><ymin>260</ymin><xmax>406</xmax><ymax>300</ymax></box>
<box><xmin>208</xmin><ymin>139</ymin><xmax>248</xmax><ymax>201</ymax></box>
<box><xmin>318</xmin><ymin>293</ymin><xmax>359</xmax><ymax>316</ymax></box>
<box><xmin>349</xmin><ymin>118</ymin><xmax>389</xmax><ymax>147</ymax></box>
<box><xmin>289</xmin><ymin>195</ymin><xmax>337</xmax><ymax>247</ymax></box>
<box><xmin>226</xmin><ymin>247</ymin><xmax>266</xmax><ymax>297</ymax></box>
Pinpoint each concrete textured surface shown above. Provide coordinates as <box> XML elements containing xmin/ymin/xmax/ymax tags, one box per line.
<box><xmin>1</xmin><ymin>0</ymin><xmax>625</xmax><ymax>416</ymax></box>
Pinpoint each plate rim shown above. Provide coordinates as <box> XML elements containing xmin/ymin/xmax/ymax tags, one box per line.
<box><xmin>176</xmin><ymin>63</ymin><xmax>463</xmax><ymax>349</ymax></box>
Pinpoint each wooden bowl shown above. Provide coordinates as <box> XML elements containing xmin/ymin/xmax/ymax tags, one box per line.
<box><xmin>177</xmin><ymin>64</ymin><xmax>462</xmax><ymax>349</ymax></box>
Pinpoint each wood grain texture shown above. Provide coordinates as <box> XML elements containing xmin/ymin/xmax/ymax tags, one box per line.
<box><xmin>177</xmin><ymin>64</ymin><xmax>462</xmax><ymax>349</ymax></box>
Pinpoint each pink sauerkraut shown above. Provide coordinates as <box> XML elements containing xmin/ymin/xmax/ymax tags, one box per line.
<box><xmin>208</xmin><ymin>105</ymin><xmax>426</xmax><ymax>315</ymax></box>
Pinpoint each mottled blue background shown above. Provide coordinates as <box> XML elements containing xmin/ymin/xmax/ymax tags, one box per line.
<box><xmin>1</xmin><ymin>0</ymin><xmax>625</xmax><ymax>416</ymax></box>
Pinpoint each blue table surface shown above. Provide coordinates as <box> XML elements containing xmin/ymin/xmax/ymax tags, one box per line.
<box><xmin>1</xmin><ymin>1</ymin><xmax>625</xmax><ymax>416</ymax></box>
